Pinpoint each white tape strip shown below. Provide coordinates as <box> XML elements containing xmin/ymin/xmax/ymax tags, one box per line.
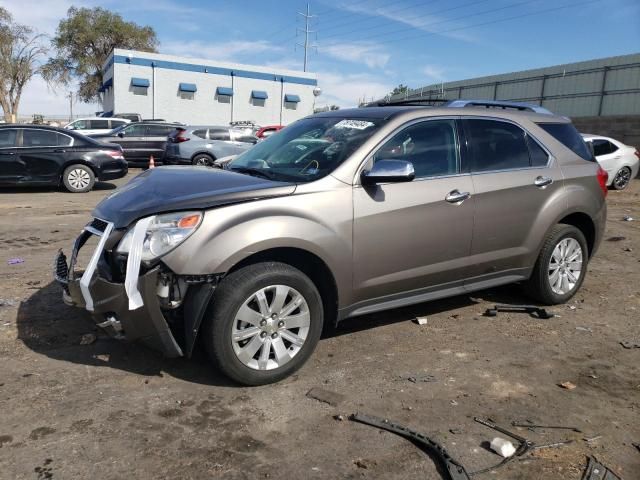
<box><xmin>80</xmin><ymin>222</ymin><xmax>114</xmax><ymax>312</ymax></box>
<box><xmin>124</xmin><ymin>216</ymin><xmax>154</xmax><ymax>311</ymax></box>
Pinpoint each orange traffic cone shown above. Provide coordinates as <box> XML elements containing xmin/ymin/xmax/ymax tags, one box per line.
<box><xmin>149</xmin><ymin>155</ymin><xmax>155</xmax><ymax>169</ymax></box>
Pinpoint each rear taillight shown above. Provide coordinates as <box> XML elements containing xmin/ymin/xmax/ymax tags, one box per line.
<box><xmin>634</xmin><ymin>148</ymin><xmax>639</xmax><ymax>160</ymax></box>
<box><xmin>596</xmin><ymin>166</ymin><xmax>608</xmax><ymax>197</ymax></box>
<box><xmin>173</xmin><ymin>129</ymin><xmax>189</xmax><ymax>143</ymax></box>
<box><xmin>101</xmin><ymin>149</ymin><xmax>124</xmax><ymax>160</ymax></box>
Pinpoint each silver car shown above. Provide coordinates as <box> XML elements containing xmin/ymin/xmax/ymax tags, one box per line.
<box><xmin>164</xmin><ymin>126</ymin><xmax>257</xmax><ymax>166</ymax></box>
<box><xmin>55</xmin><ymin>100</ymin><xmax>607</xmax><ymax>386</ymax></box>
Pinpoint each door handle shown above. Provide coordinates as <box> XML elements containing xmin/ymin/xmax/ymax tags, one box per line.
<box><xmin>0</xmin><ymin>152</ymin><xmax>15</xmax><ymax>155</ymax></box>
<box><xmin>534</xmin><ymin>176</ymin><xmax>553</xmax><ymax>188</ymax></box>
<box><xmin>53</xmin><ymin>149</ymin><xmax>66</xmax><ymax>153</ymax></box>
<box><xmin>445</xmin><ymin>190</ymin><xmax>471</xmax><ymax>204</ymax></box>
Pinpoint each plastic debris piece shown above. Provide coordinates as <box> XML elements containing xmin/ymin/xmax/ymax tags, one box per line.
<box><xmin>79</xmin><ymin>333</ymin><xmax>97</xmax><ymax>345</ymax></box>
<box><xmin>306</xmin><ymin>387</ymin><xmax>345</xmax><ymax>407</ymax></box>
<box><xmin>490</xmin><ymin>437</ymin><xmax>516</xmax><ymax>458</ymax></box>
<box><xmin>559</xmin><ymin>381</ymin><xmax>577</xmax><ymax>390</ymax></box>
<box><xmin>7</xmin><ymin>258</ymin><xmax>24</xmax><ymax>265</ymax></box>
<box><xmin>606</xmin><ymin>236</ymin><xmax>626</xmax><ymax>242</ymax></box>
<box><xmin>623</xmin><ymin>215</ymin><xmax>633</xmax><ymax>221</ymax></box>
<box><xmin>620</xmin><ymin>341</ymin><xmax>640</xmax><ymax>349</ymax></box>
<box><xmin>576</xmin><ymin>326</ymin><xmax>593</xmax><ymax>332</ymax></box>
<box><xmin>414</xmin><ymin>316</ymin><xmax>428</xmax><ymax>325</ymax></box>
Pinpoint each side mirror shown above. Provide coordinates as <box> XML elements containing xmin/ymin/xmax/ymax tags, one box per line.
<box><xmin>117</xmin><ymin>132</ymin><xmax>125</xmax><ymax>138</ymax></box>
<box><xmin>361</xmin><ymin>159</ymin><xmax>415</xmax><ymax>185</ymax></box>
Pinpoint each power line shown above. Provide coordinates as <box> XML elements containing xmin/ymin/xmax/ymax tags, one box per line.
<box><xmin>321</xmin><ymin>0</ymin><xmax>542</xmax><ymax>45</ymax></box>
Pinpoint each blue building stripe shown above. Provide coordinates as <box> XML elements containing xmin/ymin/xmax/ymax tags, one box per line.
<box><xmin>112</xmin><ymin>55</ymin><xmax>318</xmax><ymax>86</ymax></box>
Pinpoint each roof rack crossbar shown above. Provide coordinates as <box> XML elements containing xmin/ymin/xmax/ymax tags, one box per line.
<box><xmin>367</xmin><ymin>98</ymin><xmax>450</xmax><ymax>107</ymax></box>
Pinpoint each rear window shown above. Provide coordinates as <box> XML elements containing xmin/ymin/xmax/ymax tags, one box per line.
<box><xmin>0</xmin><ymin>129</ymin><xmax>17</xmax><ymax>147</ymax></box>
<box><xmin>192</xmin><ymin>129</ymin><xmax>207</xmax><ymax>139</ymax></box>
<box><xmin>538</xmin><ymin>123</ymin><xmax>593</xmax><ymax>161</ymax></box>
<box><xmin>591</xmin><ymin>139</ymin><xmax>618</xmax><ymax>157</ymax></box>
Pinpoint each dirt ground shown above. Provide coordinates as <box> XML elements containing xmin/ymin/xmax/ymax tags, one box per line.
<box><xmin>0</xmin><ymin>171</ymin><xmax>638</xmax><ymax>480</ymax></box>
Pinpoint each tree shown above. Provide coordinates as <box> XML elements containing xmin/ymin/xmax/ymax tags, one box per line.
<box><xmin>42</xmin><ymin>7</ymin><xmax>158</xmax><ymax>104</ymax></box>
<box><xmin>0</xmin><ymin>8</ymin><xmax>47</xmax><ymax>123</ymax></box>
<box><xmin>390</xmin><ymin>84</ymin><xmax>409</xmax><ymax>96</ymax></box>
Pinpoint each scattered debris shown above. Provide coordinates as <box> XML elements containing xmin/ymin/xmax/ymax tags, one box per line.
<box><xmin>606</xmin><ymin>236</ymin><xmax>626</xmax><ymax>242</ymax></box>
<box><xmin>632</xmin><ymin>442</ymin><xmax>640</xmax><ymax>452</ymax></box>
<box><xmin>484</xmin><ymin>304</ymin><xmax>554</xmax><ymax>319</ymax></box>
<box><xmin>7</xmin><ymin>258</ymin><xmax>24</xmax><ymax>265</ymax></box>
<box><xmin>624</xmin><ymin>247</ymin><xmax>633</xmax><ymax>252</ymax></box>
<box><xmin>333</xmin><ymin>414</ymin><xmax>345</xmax><ymax>422</ymax></box>
<box><xmin>449</xmin><ymin>428</ymin><xmax>463</xmax><ymax>435</ymax></box>
<box><xmin>350</xmin><ymin>412</ymin><xmax>471</xmax><ymax>480</ymax></box>
<box><xmin>490</xmin><ymin>437</ymin><xmax>516</xmax><ymax>458</ymax></box>
<box><xmin>306</xmin><ymin>387</ymin><xmax>346</xmax><ymax>407</ymax></box>
<box><xmin>414</xmin><ymin>316</ymin><xmax>428</xmax><ymax>325</ymax></box>
<box><xmin>620</xmin><ymin>341</ymin><xmax>640</xmax><ymax>349</ymax></box>
<box><xmin>581</xmin><ymin>456</ymin><xmax>622</xmax><ymax>480</ymax></box>
<box><xmin>79</xmin><ymin>333</ymin><xmax>97</xmax><ymax>345</ymax></box>
<box><xmin>353</xmin><ymin>458</ymin><xmax>376</xmax><ymax>469</ymax></box>
<box><xmin>450</xmin><ymin>400</ymin><xmax>458</xmax><ymax>406</ymax></box>
<box><xmin>511</xmin><ymin>421</ymin><xmax>582</xmax><ymax>433</ymax></box>
<box><xmin>559</xmin><ymin>381</ymin><xmax>577</xmax><ymax>390</ymax></box>
<box><xmin>576</xmin><ymin>326</ymin><xmax>593</xmax><ymax>332</ymax></box>
<box><xmin>405</xmin><ymin>373</ymin><xmax>437</xmax><ymax>383</ymax></box>
<box><xmin>583</xmin><ymin>435</ymin><xmax>602</xmax><ymax>444</ymax></box>
<box><xmin>0</xmin><ymin>299</ymin><xmax>16</xmax><ymax>307</ymax></box>
<box><xmin>623</xmin><ymin>215</ymin><xmax>633</xmax><ymax>222</ymax></box>
<box><xmin>568</xmin><ymin>305</ymin><xmax>577</xmax><ymax>310</ymax></box>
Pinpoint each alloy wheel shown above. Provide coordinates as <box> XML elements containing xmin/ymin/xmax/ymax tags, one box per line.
<box><xmin>613</xmin><ymin>167</ymin><xmax>631</xmax><ymax>190</ymax></box>
<box><xmin>548</xmin><ymin>238</ymin><xmax>583</xmax><ymax>295</ymax></box>
<box><xmin>67</xmin><ymin>168</ymin><xmax>91</xmax><ymax>190</ymax></box>
<box><xmin>231</xmin><ymin>285</ymin><xmax>310</xmax><ymax>371</ymax></box>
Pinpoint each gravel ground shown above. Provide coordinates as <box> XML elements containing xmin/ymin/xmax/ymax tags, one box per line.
<box><xmin>0</xmin><ymin>171</ymin><xmax>638</xmax><ymax>480</ymax></box>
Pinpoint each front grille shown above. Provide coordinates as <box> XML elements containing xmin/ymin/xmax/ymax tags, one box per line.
<box><xmin>89</xmin><ymin>218</ymin><xmax>109</xmax><ymax>233</ymax></box>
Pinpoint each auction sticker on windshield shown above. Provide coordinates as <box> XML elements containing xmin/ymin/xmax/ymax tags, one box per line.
<box><xmin>334</xmin><ymin>120</ymin><xmax>375</xmax><ymax>130</ymax></box>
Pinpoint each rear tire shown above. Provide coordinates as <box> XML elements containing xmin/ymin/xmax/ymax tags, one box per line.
<box><xmin>62</xmin><ymin>164</ymin><xmax>95</xmax><ymax>193</ymax></box>
<box><xmin>524</xmin><ymin>224</ymin><xmax>588</xmax><ymax>305</ymax></box>
<box><xmin>202</xmin><ymin>262</ymin><xmax>324</xmax><ymax>386</ymax></box>
<box><xmin>192</xmin><ymin>154</ymin><xmax>215</xmax><ymax>167</ymax></box>
<box><xmin>611</xmin><ymin>166</ymin><xmax>631</xmax><ymax>190</ymax></box>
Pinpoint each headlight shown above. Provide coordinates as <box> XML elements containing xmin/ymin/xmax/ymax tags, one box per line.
<box><xmin>116</xmin><ymin>211</ymin><xmax>203</xmax><ymax>262</ymax></box>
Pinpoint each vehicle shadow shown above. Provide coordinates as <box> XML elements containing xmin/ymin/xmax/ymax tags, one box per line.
<box><xmin>17</xmin><ymin>281</ymin><xmax>529</xmax><ymax>387</ymax></box>
<box><xmin>0</xmin><ymin>182</ymin><xmax>117</xmax><ymax>194</ymax></box>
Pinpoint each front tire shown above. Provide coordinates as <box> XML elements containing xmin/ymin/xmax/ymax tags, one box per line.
<box><xmin>203</xmin><ymin>262</ymin><xmax>324</xmax><ymax>386</ymax></box>
<box><xmin>525</xmin><ymin>224</ymin><xmax>588</xmax><ymax>305</ymax></box>
<box><xmin>62</xmin><ymin>164</ymin><xmax>95</xmax><ymax>193</ymax></box>
<box><xmin>192</xmin><ymin>154</ymin><xmax>215</xmax><ymax>167</ymax></box>
<box><xmin>611</xmin><ymin>166</ymin><xmax>632</xmax><ymax>190</ymax></box>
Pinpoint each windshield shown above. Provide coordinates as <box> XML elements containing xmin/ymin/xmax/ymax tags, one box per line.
<box><xmin>228</xmin><ymin>116</ymin><xmax>385</xmax><ymax>182</ymax></box>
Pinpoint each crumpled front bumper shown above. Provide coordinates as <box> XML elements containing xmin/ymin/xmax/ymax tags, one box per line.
<box><xmin>54</xmin><ymin>219</ymin><xmax>183</xmax><ymax>358</ymax></box>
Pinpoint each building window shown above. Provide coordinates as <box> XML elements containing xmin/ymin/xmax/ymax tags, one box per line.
<box><xmin>179</xmin><ymin>83</ymin><xmax>197</xmax><ymax>100</ymax></box>
<box><xmin>284</xmin><ymin>93</ymin><xmax>300</xmax><ymax>110</ymax></box>
<box><xmin>251</xmin><ymin>90</ymin><xmax>268</xmax><ymax>107</ymax></box>
<box><xmin>130</xmin><ymin>78</ymin><xmax>149</xmax><ymax>96</ymax></box>
<box><xmin>132</xmin><ymin>86</ymin><xmax>148</xmax><ymax>96</ymax></box>
<box><xmin>216</xmin><ymin>86</ymin><xmax>233</xmax><ymax>104</ymax></box>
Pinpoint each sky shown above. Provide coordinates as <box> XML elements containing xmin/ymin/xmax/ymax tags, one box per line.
<box><xmin>1</xmin><ymin>0</ymin><xmax>639</xmax><ymax>116</ymax></box>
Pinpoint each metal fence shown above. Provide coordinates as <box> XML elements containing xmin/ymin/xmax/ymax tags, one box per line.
<box><xmin>386</xmin><ymin>53</ymin><xmax>640</xmax><ymax>117</ymax></box>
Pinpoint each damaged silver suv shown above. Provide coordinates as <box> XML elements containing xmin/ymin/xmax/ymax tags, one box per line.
<box><xmin>55</xmin><ymin>100</ymin><xmax>607</xmax><ymax>385</ymax></box>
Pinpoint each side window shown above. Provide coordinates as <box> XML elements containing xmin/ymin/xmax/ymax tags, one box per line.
<box><xmin>124</xmin><ymin>124</ymin><xmax>146</xmax><ymax>136</ymax></box>
<box><xmin>56</xmin><ymin>133</ymin><xmax>74</xmax><ymax>146</ymax></box>
<box><xmin>592</xmin><ymin>139</ymin><xmax>618</xmax><ymax>157</ymax></box>
<box><xmin>110</xmin><ymin>120</ymin><xmax>127</xmax><ymax>128</ymax></box>
<box><xmin>209</xmin><ymin>129</ymin><xmax>231</xmax><ymax>141</ymax></box>
<box><xmin>537</xmin><ymin>123</ymin><xmax>593</xmax><ymax>161</ymax></box>
<box><xmin>526</xmin><ymin>135</ymin><xmax>549</xmax><ymax>167</ymax></box>
<box><xmin>192</xmin><ymin>129</ymin><xmax>207</xmax><ymax>139</ymax></box>
<box><xmin>22</xmin><ymin>129</ymin><xmax>59</xmax><ymax>147</ymax></box>
<box><xmin>146</xmin><ymin>125</ymin><xmax>173</xmax><ymax>136</ymax></box>
<box><xmin>464</xmin><ymin>120</ymin><xmax>530</xmax><ymax>172</ymax></box>
<box><xmin>373</xmin><ymin>119</ymin><xmax>459</xmax><ymax>178</ymax></box>
<box><xmin>235</xmin><ymin>135</ymin><xmax>258</xmax><ymax>145</ymax></box>
<box><xmin>71</xmin><ymin>120</ymin><xmax>88</xmax><ymax>130</ymax></box>
<box><xmin>0</xmin><ymin>129</ymin><xmax>17</xmax><ymax>147</ymax></box>
<box><xmin>89</xmin><ymin>120</ymin><xmax>109</xmax><ymax>129</ymax></box>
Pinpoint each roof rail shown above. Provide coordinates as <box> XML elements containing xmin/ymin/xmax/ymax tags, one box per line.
<box><xmin>445</xmin><ymin>99</ymin><xmax>553</xmax><ymax>115</ymax></box>
<box><xmin>366</xmin><ymin>98</ymin><xmax>450</xmax><ymax>108</ymax></box>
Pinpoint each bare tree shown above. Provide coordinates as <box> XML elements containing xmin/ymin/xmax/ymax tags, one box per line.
<box><xmin>0</xmin><ymin>8</ymin><xmax>47</xmax><ymax>123</ymax></box>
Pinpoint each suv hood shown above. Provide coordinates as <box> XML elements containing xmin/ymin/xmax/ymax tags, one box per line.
<box><xmin>93</xmin><ymin>166</ymin><xmax>295</xmax><ymax>228</ymax></box>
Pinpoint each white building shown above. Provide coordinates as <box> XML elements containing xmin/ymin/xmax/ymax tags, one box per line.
<box><xmin>100</xmin><ymin>48</ymin><xmax>319</xmax><ymax>126</ymax></box>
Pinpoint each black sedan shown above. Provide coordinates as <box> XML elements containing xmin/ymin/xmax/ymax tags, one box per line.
<box><xmin>0</xmin><ymin>125</ymin><xmax>127</xmax><ymax>193</ymax></box>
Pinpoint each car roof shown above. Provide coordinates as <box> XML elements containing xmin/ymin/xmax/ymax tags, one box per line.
<box><xmin>70</xmin><ymin>116</ymin><xmax>131</xmax><ymax>121</ymax></box>
<box><xmin>183</xmin><ymin>125</ymin><xmax>230</xmax><ymax>130</ymax></box>
<box><xmin>0</xmin><ymin>124</ymin><xmax>66</xmax><ymax>131</ymax></box>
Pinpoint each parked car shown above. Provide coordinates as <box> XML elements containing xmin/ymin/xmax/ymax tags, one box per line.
<box><xmin>256</xmin><ymin>125</ymin><xmax>284</xmax><ymax>139</ymax></box>
<box><xmin>0</xmin><ymin>125</ymin><xmax>127</xmax><ymax>193</ymax></box>
<box><xmin>90</xmin><ymin>121</ymin><xmax>180</xmax><ymax>166</ymax></box>
<box><xmin>164</xmin><ymin>126</ymin><xmax>257</xmax><ymax>166</ymax></box>
<box><xmin>65</xmin><ymin>117</ymin><xmax>131</xmax><ymax>136</ymax></box>
<box><xmin>230</xmin><ymin>120</ymin><xmax>260</xmax><ymax>137</ymax></box>
<box><xmin>581</xmin><ymin>134</ymin><xmax>639</xmax><ymax>190</ymax></box>
<box><xmin>55</xmin><ymin>100</ymin><xmax>607</xmax><ymax>385</ymax></box>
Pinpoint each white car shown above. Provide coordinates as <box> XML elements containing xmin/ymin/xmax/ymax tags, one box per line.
<box><xmin>582</xmin><ymin>134</ymin><xmax>639</xmax><ymax>190</ymax></box>
<box><xmin>64</xmin><ymin>117</ymin><xmax>130</xmax><ymax>136</ymax></box>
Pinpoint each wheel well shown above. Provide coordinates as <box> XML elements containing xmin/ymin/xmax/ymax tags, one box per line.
<box><xmin>229</xmin><ymin>247</ymin><xmax>339</xmax><ymax>328</ymax></box>
<box><xmin>191</xmin><ymin>152</ymin><xmax>216</xmax><ymax>161</ymax></box>
<box><xmin>558</xmin><ymin>213</ymin><xmax>595</xmax><ymax>256</ymax></box>
<box><xmin>59</xmin><ymin>161</ymin><xmax>97</xmax><ymax>185</ymax></box>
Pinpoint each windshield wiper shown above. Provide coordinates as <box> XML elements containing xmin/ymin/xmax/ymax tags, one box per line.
<box><xmin>229</xmin><ymin>167</ymin><xmax>275</xmax><ymax>180</ymax></box>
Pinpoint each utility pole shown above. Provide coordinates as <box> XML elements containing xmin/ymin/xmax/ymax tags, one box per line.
<box><xmin>296</xmin><ymin>3</ymin><xmax>317</xmax><ymax>72</ymax></box>
<box><xmin>67</xmin><ymin>92</ymin><xmax>73</xmax><ymax>122</ymax></box>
